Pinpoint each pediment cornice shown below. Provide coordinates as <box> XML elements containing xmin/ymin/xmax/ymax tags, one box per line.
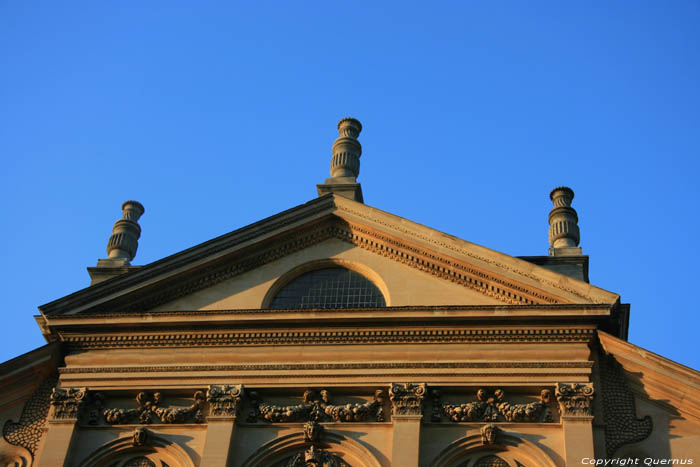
<box><xmin>40</xmin><ymin>195</ymin><xmax>618</xmax><ymax>317</ymax></box>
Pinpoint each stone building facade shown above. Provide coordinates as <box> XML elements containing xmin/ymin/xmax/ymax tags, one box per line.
<box><xmin>1</xmin><ymin>119</ymin><xmax>699</xmax><ymax>466</ymax></box>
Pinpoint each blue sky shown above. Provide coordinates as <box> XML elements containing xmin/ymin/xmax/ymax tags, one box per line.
<box><xmin>1</xmin><ymin>2</ymin><xmax>699</xmax><ymax>370</ymax></box>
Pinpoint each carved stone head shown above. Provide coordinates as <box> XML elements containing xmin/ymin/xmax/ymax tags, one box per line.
<box><xmin>540</xmin><ymin>389</ymin><xmax>552</xmax><ymax>404</ymax></box>
<box><xmin>303</xmin><ymin>420</ymin><xmax>324</xmax><ymax>442</ymax></box>
<box><xmin>481</xmin><ymin>424</ymin><xmax>501</xmax><ymax>445</ymax></box>
<box><xmin>133</xmin><ymin>427</ymin><xmax>148</xmax><ymax>446</ymax></box>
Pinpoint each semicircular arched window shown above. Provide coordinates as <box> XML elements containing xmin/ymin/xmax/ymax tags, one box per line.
<box><xmin>269</xmin><ymin>267</ymin><xmax>386</xmax><ymax>309</ymax></box>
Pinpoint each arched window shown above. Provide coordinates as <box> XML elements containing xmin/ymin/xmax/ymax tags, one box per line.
<box><xmin>269</xmin><ymin>267</ymin><xmax>386</xmax><ymax>309</ymax></box>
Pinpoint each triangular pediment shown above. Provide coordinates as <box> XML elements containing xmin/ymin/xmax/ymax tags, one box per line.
<box><xmin>39</xmin><ymin>194</ymin><xmax>619</xmax><ymax>317</ymax></box>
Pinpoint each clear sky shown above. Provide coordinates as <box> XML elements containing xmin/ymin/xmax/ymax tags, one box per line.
<box><xmin>1</xmin><ymin>2</ymin><xmax>699</xmax><ymax>370</ymax></box>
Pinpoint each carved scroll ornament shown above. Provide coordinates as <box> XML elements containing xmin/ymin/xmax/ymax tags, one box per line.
<box><xmin>207</xmin><ymin>384</ymin><xmax>244</xmax><ymax>418</ymax></box>
<box><xmin>555</xmin><ymin>382</ymin><xmax>594</xmax><ymax>417</ymax></box>
<box><xmin>389</xmin><ymin>383</ymin><xmax>426</xmax><ymax>416</ymax></box>
<box><xmin>50</xmin><ymin>387</ymin><xmax>87</xmax><ymax>420</ymax></box>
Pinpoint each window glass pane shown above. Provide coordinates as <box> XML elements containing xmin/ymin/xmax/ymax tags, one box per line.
<box><xmin>270</xmin><ymin>268</ymin><xmax>385</xmax><ymax>309</ymax></box>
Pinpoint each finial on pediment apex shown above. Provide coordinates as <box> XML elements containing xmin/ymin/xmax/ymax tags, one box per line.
<box><xmin>332</xmin><ymin>117</ymin><xmax>363</xmax><ymax>178</ymax></box>
<box><xmin>548</xmin><ymin>186</ymin><xmax>582</xmax><ymax>256</ymax></box>
<box><xmin>89</xmin><ymin>200</ymin><xmax>145</xmax><ymax>284</ymax></box>
<box><xmin>317</xmin><ymin>118</ymin><xmax>364</xmax><ymax>203</ymax></box>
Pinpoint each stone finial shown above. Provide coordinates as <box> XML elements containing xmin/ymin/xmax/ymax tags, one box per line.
<box><xmin>89</xmin><ymin>201</ymin><xmax>145</xmax><ymax>284</ymax></box>
<box><xmin>106</xmin><ymin>201</ymin><xmax>145</xmax><ymax>262</ymax></box>
<box><xmin>330</xmin><ymin>117</ymin><xmax>363</xmax><ymax>178</ymax></box>
<box><xmin>548</xmin><ymin>187</ymin><xmax>581</xmax><ymax>256</ymax></box>
<box><xmin>317</xmin><ymin>118</ymin><xmax>364</xmax><ymax>202</ymax></box>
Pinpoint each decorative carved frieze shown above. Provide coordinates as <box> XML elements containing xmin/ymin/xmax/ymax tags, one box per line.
<box><xmin>389</xmin><ymin>383</ymin><xmax>426</xmax><ymax>416</ymax></box>
<box><xmin>438</xmin><ymin>388</ymin><xmax>552</xmax><ymax>423</ymax></box>
<box><xmin>206</xmin><ymin>384</ymin><xmax>244</xmax><ymax>418</ymax></box>
<box><xmin>481</xmin><ymin>424</ymin><xmax>501</xmax><ymax>445</ymax></box>
<box><xmin>555</xmin><ymin>382</ymin><xmax>594</xmax><ymax>417</ymax></box>
<box><xmin>3</xmin><ymin>374</ymin><xmax>57</xmax><ymax>456</ymax></box>
<box><xmin>248</xmin><ymin>389</ymin><xmax>385</xmax><ymax>423</ymax></box>
<box><xmin>598</xmin><ymin>350</ymin><xmax>653</xmax><ymax>457</ymax></box>
<box><xmin>49</xmin><ymin>387</ymin><xmax>87</xmax><ymax>420</ymax></box>
<box><xmin>100</xmin><ymin>391</ymin><xmax>204</xmax><ymax>425</ymax></box>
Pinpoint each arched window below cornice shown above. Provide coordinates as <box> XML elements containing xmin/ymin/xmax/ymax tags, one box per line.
<box><xmin>269</xmin><ymin>267</ymin><xmax>386</xmax><ymax>309</ymax></box>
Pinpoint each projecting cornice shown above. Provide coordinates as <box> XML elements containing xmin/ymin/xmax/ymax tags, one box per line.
<box><xmin>39</xmin><ymin>194</ymin><xmax>619</xmax><ymax>317</ymax></box>
<box><xmin>41</xmin><ymin>305</ymin><xmax>627</xmax><ymax>353</ymax></box>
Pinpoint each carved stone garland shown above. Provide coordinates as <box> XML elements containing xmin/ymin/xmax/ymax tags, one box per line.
<box><xmin>100</xmin><ymin>391</ymin><xmax>204</xmax><ymax>424</ymax></box>
<box><xmin>248</xmin><ymin>389</ymin><xmax>385</xmax><ymax>423</ymax></box>
<box><xmin>434</xmin><ymin>388</ymin><xmax>552</xmax><ymax>423</ymax></box>
<box><xmin>598</xmin><ymin>351</ymin><xmax>653</xmax><ymax>457</ymax></box>
<box><xmin>389</xmin><ymin>383</ymin><xmax>426</xmax><ymax>416</ymax></box>
<box><xmin>555</xmin><ymin>383</ymin><xmax>594</xmax><ymax>416</ymax></box>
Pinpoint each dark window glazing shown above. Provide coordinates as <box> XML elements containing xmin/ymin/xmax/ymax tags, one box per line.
<box><xmin>269</xmin><ymin>267</ymin><xmax>385</xmax><ymax>309</ymax></box>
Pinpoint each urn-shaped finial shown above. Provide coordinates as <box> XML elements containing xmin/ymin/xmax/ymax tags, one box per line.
<box><xmin>548</xmin><ymin>187</ymin><xmax>580</xmax><ymax>248</ymax></box>
<box><xmin>330</xmin><ymin>117</ymin><xmax>363</xmax><ymax>178</ymax></box>
<box><xmin>106</xmin><ymin>200</ymin><xmax>145</xmax><ymax>262</ymax></box>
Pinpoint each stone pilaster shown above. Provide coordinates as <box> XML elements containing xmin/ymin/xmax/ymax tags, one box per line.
<box><xmin>201</xmin><ymin>384</ymin><xmax>244</xmax><ymax>466</ymax></box>
<box><xmin>34</xmin><ymin>387</ymin><xmax>86</xmax><ymax>467</ymax></box>
<box><xmin>556</xmin><ymin>382</ymin><xmax>595</xmax><ymax>465</ymax></box>
<box><xmin>390</xmin><ymin>383</ymin><xmax>426</xmax><ymax>467</ymax></box>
